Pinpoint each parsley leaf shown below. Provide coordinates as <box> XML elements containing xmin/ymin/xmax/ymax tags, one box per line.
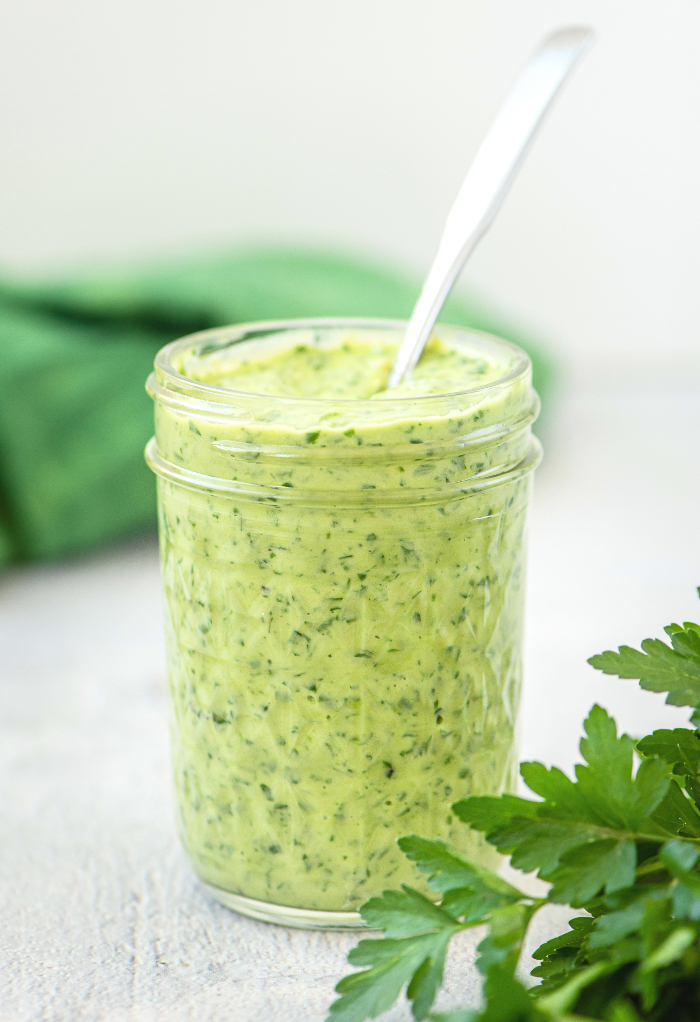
<box><xmin>588</xmin><ymin>618</ymin><xmax>700</xmax><ymax>708</ymax></box>
<box><xmin>659</xmin><ymin>840</ymin><xmax>700</xmax><ymax>920</ymax></box>
<box><xmin>329</xmin><ymin>927</ymin><xmax>456</xmax><ymax>1022</ymax></box>
<box><xmin>475</xmin><ymin>902</ymin><xmax>540</xmax><ymax>977</ymax></box>
<box><xmin>397</xmin><ymin>836</ymin><xmax>523</xmax><ymax>899</ymax></box>
<box><xmin>454</xmin><ymin>706</ymin><xmax>672</xmax><ymax>906</ymax></box>
<box><xmin>327</xmin><ymin>846</ymin><xmax>539</xmax><ymax>1021</ymax></box>
<box><xmin>637</xmin><ymin>728</ymin><xmax>700</xmax><ymax>778</ymax></box>
<box><xmin>397</xmin><ymin>836</ymin><xmax>524</xmax><ymax>922</ymax></box>
<box><xmin>645</xmin><ymin>777</ymin><xmax>700</xmax><ymax>839</ymax></box>
<box><xmin>360</xmin><ymin>885</ymin><xmax>460</xmax><ymax>938</ymax></box>
<box><xmin>633</xmin><ymin>729</ymin><xmax>700</xmax><ymax>836</ymax></box>
<box><xmin>328</xmin><ymin>884</ymin><xmax>468</xmax><ymax>1021</ymax></box>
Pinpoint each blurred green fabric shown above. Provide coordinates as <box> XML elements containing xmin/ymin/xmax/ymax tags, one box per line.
<box><xmin>0</xmin><ymin>248</ymin><xmax>553</xmax><ymax>569</ymax></box>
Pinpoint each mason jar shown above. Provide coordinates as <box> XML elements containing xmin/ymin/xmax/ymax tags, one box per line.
<box><xmin>145</xmin><ymin>318</ymin><xmax>541</xmax><ymax>929</ymax></box>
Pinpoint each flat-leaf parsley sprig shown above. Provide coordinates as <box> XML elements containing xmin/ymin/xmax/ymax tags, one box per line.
<box><xmin>328</xmin><ymin>588</ymin><xmax>700</xmax><ymax>1022</ymax></box>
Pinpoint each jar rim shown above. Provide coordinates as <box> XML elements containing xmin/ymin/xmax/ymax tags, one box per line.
<box><xmin>152</xmin><ymin>317</ymin><xmax>531</xmax><ymax>408</ymax></box>
<box><xmin>144</xmin><ymin>435</ymin><xmax>542</xmax><ymax>504</ymax></box>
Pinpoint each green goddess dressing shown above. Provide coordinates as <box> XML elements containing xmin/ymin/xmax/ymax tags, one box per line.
<box><xmin>147</xmin><ymin>321</ymin><xmax>540</xmax><ymax>919</ymax></box>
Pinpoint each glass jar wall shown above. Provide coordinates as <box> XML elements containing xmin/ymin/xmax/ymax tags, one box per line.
<box><xmin>146</xmin><ymin>319</ymin><xmax>541</xmax><ymax>928</ymax></box>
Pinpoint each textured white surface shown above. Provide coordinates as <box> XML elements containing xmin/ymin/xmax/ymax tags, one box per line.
<box><xmin>2</xmin><ymin>355</ymin><xmax>699</xmax><ymax>1021</ymax></box>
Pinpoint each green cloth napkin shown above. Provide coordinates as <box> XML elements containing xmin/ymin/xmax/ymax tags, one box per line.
<box><xmin>0</xmin><ymin>248</ymin><xmax>553</xmax><ymax>569</ymax></box>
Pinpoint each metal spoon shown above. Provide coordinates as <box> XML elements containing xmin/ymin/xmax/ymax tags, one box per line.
<box><xmin>387</xmin><ymin>25</ymin><xmax>596</xmax><ymax>388</ymax></box>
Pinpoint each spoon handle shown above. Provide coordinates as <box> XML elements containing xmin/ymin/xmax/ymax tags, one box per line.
<box><xmin>388</xmin><ymin>25</ymin><xmax>596</xmax><ymax>388</ymax></box>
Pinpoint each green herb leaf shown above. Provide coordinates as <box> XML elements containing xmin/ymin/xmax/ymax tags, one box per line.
<box><xmin>640</xmin><ymin>925</ymin><xmax>696</xmax><ymax>971</ymax></box>
<box><xmin>470</xmin><ymin>964</ymin><xmax>551</xmax><ymax>1021</ymax></box>
<box><xmin>329</xmin><ymin>929</ymin><xmax>456</xmax><ymax>1022</ymax></box>
<box><xmin>476</xmin><ymin>903</ymin><xmax>537</xmax><ymax>976</ymax></box>
<box><xmin>439</xmin><ymin>887</ymin><xmax>509</xmax><ymax>924</ymax></box>
<box><xmin>519</xmin><ymin>761</ymin><xmax>594</xmax><ymax>820</ymax></box>
<box><xmin>660</xmin><ymin>839</ymin><xmax>700</xmax><ymax>920</ymax></box>
<box><xmin>637</xmin><ymin>728</ymin><xmax>700</xmax><ymax>778</ymax></box>
<box><xmin>588</xmin><ymin>631</ymin><xmax>700</xmax><ymax>708</ymax></box>
<box><xmin>328</xmin><ymin>881</ymin><xmax>467</xmax><ymax>1021</ymax></box>
<box><xmin>665</xmin><ymin>621</ymin><xmax>700</xmax><ymax>661</ymax></box>
<box><xmin>531</xmin><ymin>916</ymin><xmax>594</xmax><ymax>982</ymax></box>
<box><xmin>451</xmin><ymin>793</ymin><xmax>538</xmax><ymax>835</ymax></box>
<box><xmin>360</xmin><ymin>885</ymin><xmax>459</xmax><ymax>937</ymax></box>
<box><xmin>546</xmin><ymin>838</ymin><xmax>637</xmax><ymax>905</ymax></box>
<box><xmin>587</xmin><ymin>894</ymin><xmax>657</xmax><ymax>949</ymax></box>
<box><xmin>455</xmin><ymin>707</ymin><xmax>672</xmax><ymax>904</ymax></box>
<box><xmin>397</xmin><ymin>836</ymin><xmax>523</xmax><ymax>898</ymax></box>
<box><xmin>576</xmin><ymin>706</ymin><xmax>671</xmax><ymax>832</ymax></box>
<box><xmin>647</xmin><ymin>778</ymin><xmax>700</xmax><ymax>838</ymax></box>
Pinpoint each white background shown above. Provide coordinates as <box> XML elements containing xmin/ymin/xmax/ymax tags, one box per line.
<box><xmin>1</xmin><ymin>0</ymin><xmax>700</xmax><ymax>358</ymax></box>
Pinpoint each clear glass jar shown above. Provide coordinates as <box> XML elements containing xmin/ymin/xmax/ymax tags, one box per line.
<box><xmin>146</xmin><ymin>318</ymin><xmax>541</xmax><ymax>929</ymax></box>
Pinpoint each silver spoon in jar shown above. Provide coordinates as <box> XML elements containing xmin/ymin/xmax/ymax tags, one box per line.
<box><xmin>387</xmin><ymin>25</ymin><xmax>596</xmax><ymax>388</ymax></box>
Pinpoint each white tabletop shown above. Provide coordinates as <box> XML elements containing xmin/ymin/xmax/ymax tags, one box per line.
<box><xmin>2</xmin><ymin>352</ymin><xmax>699</xmax><ymax>1021</ymax></box>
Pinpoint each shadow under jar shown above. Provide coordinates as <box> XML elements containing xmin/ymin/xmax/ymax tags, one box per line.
<box><xmin>146</xmin><ymin>318</ymin><xmax>541</xmax><ymax>929</ymax></box>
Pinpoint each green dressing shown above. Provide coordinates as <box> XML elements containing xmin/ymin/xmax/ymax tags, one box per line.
<box><xmin>147</xmin><ymin>322</ymin><xmax>540</xmax><ymax>917</ymax></box>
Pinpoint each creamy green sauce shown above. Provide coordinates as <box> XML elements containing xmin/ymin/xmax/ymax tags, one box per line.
<box><xmin>150</xmin><ymin>326</ymin><xmax>538</xmax><ymax>912</ymax></box>
<box><xmin>186</xmin><ymin>335</ymin><xmax>505</xmax><ymax>400</ymax></box>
